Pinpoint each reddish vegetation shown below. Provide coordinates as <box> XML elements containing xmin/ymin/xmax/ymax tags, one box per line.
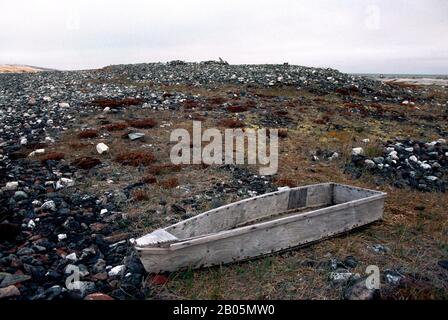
<box><xmin>72</xmin><ymin>157</ymin><xmax>102</xmax><ymax>170</ymax></box>
<box><xmin>69</xmin><ymin>142</ymin><xmax>89</xmax><ymax>150</ymax></box>
<box><xmin>132</xmin><ymin>189</ymin><xmax>150</xmax><ymax>201</ymax></box>
<box><xmin>219</xmin><ymin>119</ymin><xmax>245</xmax><ymax>128</ymax></box>
<box><xmin>206</xmin><ymin>97</ymin><xmax>227</xmax><ymax>105</ymax></box>
<box><xmin>91</xmin><ymin>98</ymin><xmax>144</xmax><ymax>108</ymax></box>
<box><xmin>78</xmin><ymin>129</ymin><xmax>99</xmax><ymax>139</ymax></box>
<box><xmin>116</xmin><ymin>151</ymin><xmax>156</xmax><ymax>166</ymax></box>
<box><xmin>148</xmin><ymin>164</ymin><xmax>182</xmax><ymax>175</ymax></box>
<box><xmin>102</xmin><ymin>123</ymin><xmax>128</xmax><ymax>131</ymax></box>
<box><xmin>40</xmin><ymin>152</ymin><xmax>65</xmax><ymax>163</ymax></box>
<box><xmin>226</xmin><ymin>105</ymin><xmax>249</xmax><ymax>113</ymax></box>
<box><xmin>141</xmin><ymin>175</ymin><xmax>157</xmax><ymax>184</ymax></box>
<box><xmin>313</xmin><ymin>115</ymin><xmax>331</xmax><ymax>125</ymax></box>
<box><xmin>150</xmin><ymin>275</ymin><xmax>169</xmax><ymax>285</ymax></box>
<box><xmin>158</xmin><ymin>178</ymin><xmax>179</xmax><ymax>189</ymax></box>
<box><xmin>127</xmin><ymin>118</ymin><xmax>158</xmax><ymax>129</ymax></box>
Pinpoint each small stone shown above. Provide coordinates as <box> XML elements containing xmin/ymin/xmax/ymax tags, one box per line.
<box><xmin>57</xmin><ymin>234</ymin><xmax>67</xmax><ymax>241</ymax></box>
<box><xmin>364</xmin><ymin>160</ymin><xmax>376</xmax><ymax>168</ymax></box>
<box><xmin>438</xmin><ymin>260</ymin><xmax>448</xmax><ymax>270</ymax></box>
<box><xmin>96</xmin><ymin>143</ymin><xmax>109</xmax><ymax>154</ymax></box>
<box><xmin>108</xmin><ymin>265</ymin><xmax>125</xmax><ymax>277</ymax></box>
<box><xmin>373</xmin><ymin>157</ymin><xmax>384</xmax><ymax>164</ymax></box>
<box><xmin>66</xmin><ymin>253</ymin><xmax>78</xmax><ymax>262</ymax></box>
<box><xmin>0</xmin><ymin>274</ymin><xmax>31</xmax><ymax>288</ymax></box>
<box><xmin>425</xmin><ymin>176</ymin><xmax>438</xmax><ymax>182</ymax></box>
<box><xmin>409</xmin><ymin>155</ymin><xmax>418</xmax><ymax>162</ymax></box>
<box><xmin>420</xmin><ymin>163</ymin><xmax>432</xmax><ymax>170</ymax></box>
<box><xmin>20</xmin><ymin>137</ymin><xmax>28</xmax><ymax>145</ymax></box>
<box><xmin>343</xmin><ymin>256</ymin><xmax>358</xmax><ymax>269</ymax></box>
<box><xmin>352</xmin><ymin>147</ymin><xmax>364</xmax><ymax>156</ymax></box>
<box><xmin>0</xmin><ymin>285</ymin><xmax>20</xmax><ymax>299</ymax></box>
<box><xmin>362</xmin><ymin>139</ymin><xmax>370</xmax><ymax>143</ymax></box>
<box><xmin>384</xmin><ymin>270</ymin><xmax>405</xmax><ymax>285</ymax></box>
<box><xmin>368</xmin><ymin>244</ymin><xmax>390</xmax><ymax>253</ymax></box>
<box><xmin>14</xmin><ymin>191</ymin><xmax>28</xmax><ymax>200</ymax></box>
<box><xmin>41</xmin><ymin>200</ymin><xmax>56</xmax><ymax>211</ymax></box>
<box><xmin>4</xmin><ymin>182</ymin><xmax>19</xmax><ymax>191</ymax></box>
<box><xmin>329</xmin><ymin>270</ymin><xmax>359</xmax><ymax>283</ymax></box>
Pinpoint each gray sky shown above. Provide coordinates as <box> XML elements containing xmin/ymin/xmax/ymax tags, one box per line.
<box><xmin>1</xmin><ymin>0</ymin><xmax>447</xmax><ymax>74</ymax></box>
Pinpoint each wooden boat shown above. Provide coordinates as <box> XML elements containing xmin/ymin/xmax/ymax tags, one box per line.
<box><xmin>135</xmin><ymin>183</ymin><xmax>386</xmax><ymax>273</ymax></box>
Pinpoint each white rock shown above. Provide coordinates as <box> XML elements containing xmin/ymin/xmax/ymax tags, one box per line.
<box><xmin>437</xmin><ymin>138</ymin><xmax>446</xmax><ymax>145</ymax></box>
<box><xmin>364</xmin><ymin>160</ymin><xmax>376</xmax><ymax>168</ymax></box>
<box><xmin>5</xmin><ymin>181</ymin><xmax>19</xmax><ymax>191</ymax></box>
<box><xmin>58</xmin><ymin>234</ymin><xmax>67</xmax><ymax>241</ymax></box>
<box><xmin>405</xmin><ymin>147</ymin><xmax>414</xmax><ymax>152</ymax></box>
<box><xmin>409</xmin><ymin>155</ymin><xmax>418</xmax><ymax>162</ymax></box>
<box><xmin>352</xmin><ymin>147</ymin><xmax>364</xmax><ymax>156</ymax></box>
<box><xmin>421</xmin><ymin>163</ymin><xmax>432</xmax><ymax>170</ymax></box>
<box><xmin>108</xmin><ymin>265</ymin><xmax>125</xmax><ymax>277</ymax></box>
<box><xmin>329</xmin><ymin>152</ymin><xmax>339</xmax><ymax>161</ymax></box>
<box><xmin>27</xmin><ymin>220</ymin><xmax>36</xmax><ymax>229</ymax></box>
<box><xmin>362</xmin><ymin>139</ymin><xmax>370</xmax><ymax>143</ymax></box>
<box><xmin>386</xmin><ymin>147</ymin><xmax>395</xmax><ymax>153</ymax></box>
<box><xmin>66</xmin><ymin>253</ymin><xmax>78</xmax><ymax>262</ymax></box>
<box><xmin>377</xmin><ymin>164</ymin><xmax>384</xmax><ymax>170</ymax></box>
<box><xmin>45</xmin><ymin>136</ymin><xmax>55</xmax><ymax>143</ymax></box>
<box><xmin>28</xmin><ymin>149</ymin><xmax>45</xmax><ymax>157</ymax></box>
<box><xmin>100</xmin><ymin>209</ymin><xmax>108</xmax><ymax>215</ymax></box>
<box><xmin>56</xmin><ymin>178</ymin><xmax>75</xmax><ymax>190</ymax></box>
<box><xmin>402</xmin><ymin>100</ymin><xmax>410</xmax><ymax>105</ymax></box>
<box><xmin>58</xmin><ymin>102</ymin><xmax>70</xmax><ymax>108</ymax></box>
<box><xmin>425</xmin><ymin>176</ymin><xmax>438</xmax><ymax>182</ymax></box>
<box><xmin>41</xmin><ymin>200</ymin><xmax>56</xmax><ymax>211</ymax></box>
<box><xmin>43</xmin><ymin>96</ymin><xmax>52</xmax><ymax>102</ymax></box>
<box><xmin>20</xmin><ymin>137</ymin><xmax>28</xmax><ymax>145</ymax></box>
<box><xmin>96</xmin><ymin>143</ymin><xmax>109</xmax><ymax>154</ymax></box>
<box><xmin>103</xmin><ymin>107</ymin><xmax>111</xmax><ymax>113</ymax></box>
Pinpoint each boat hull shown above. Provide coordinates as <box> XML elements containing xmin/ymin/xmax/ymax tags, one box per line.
<box><xmin>136</xmin><ymin>183</ymin><xmax>386</xmax><ymax>273</ymax></box>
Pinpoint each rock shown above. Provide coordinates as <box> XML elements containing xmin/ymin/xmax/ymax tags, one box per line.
<box><xmin>343</xmin><ymin>256</ymin><xmax>358</xmax><ymax>269</ymax></box>
<box><xmin>0</xmin><ymin>223</ymin><xmax>20</xmax><ymax>241</ymax></box>
<box><xmin>329</xmin><ymin>270</ymin><xmax>359</xmax><ymax>283</ymax></box>
<box><xmin>108</xmin><ymin>265</ymin><xmax>125</xmax><ymax>277</ymax></box>
<box><xmin>425</xmin><ymin>176</ymin><xmax>438</xmax><ymax>182</ymax></box>
<box><xmin>57</xmin><ymin>233</ymin><xmax>67</xmax><ymax>241</ymax></box>
<box><xmin>0</xmin><ymin>274</ymin><xmax>31</xmax><ymax>288</ymax></box>
<box><xmin>368</xmin><ymin>244</ymin><xmax>390</xmax><ymax>253</ymax></box>
<box><xmin>364</xmin><ymin>160</ymin><xmax>376</xmax><ymax>168</ymax></box>
<box><xmin>409</xmin><ymin>155</ymin><xmax>418</xmax><ymax>162</ymax></box>
<box><xmin>85</xmin><ymin>293</ymin><xmax>114</xmax><ymax>300</ymax></box>
<box><xmin>352</xmin><ymin>147</ymin><xmax>364</xmax><ymax>156</ymax></box>
<box><xmin>14</xmin><ymin>191</ymin><xmax>28</xmax><ymax>201</ymax></box>
<box><xmin>59</xmin><ymin>102</ymin><xmax>70</xmax><ymax>108</ymax></box>
<box><xmin>4</xmin><ymin>181</ymin><xmax>19</xmax><ymax>191</ymax></box>
<box><xmin>373</xmin><ymin>157</ymin><xmax>384</xmax><ymax>164</ymax></box>
<box><xmin>96</xmin><ymin>143</ymin><xmax>109</xmax><ymax>154</ymax></box>
<box><xmin>0</xmin><ymin>285</ymin><xmax>20</xmax><ymax>299</ymax></box>
<box><xmin>56</xmin><ymin>178</ymin><xmax>75</xmax><ymax>189</ymax></box>
<box><xmin>28</xmin><ymin>149</ymin><xmax>45</xmax><ymax>157</ymax></box>
<box><xmin>128</xmin><ymin>132</ymin><xmax>145</xmax><ymax>141</ymax></box>
<box><xmin>66</xmin><ymin>253</ymin><xmax>78</xmax><ymax>262</ymax></box>
<box><xmin>41</xmin><ymin>200</ymin><xmax>56</xmax><ymax>211</ymax></box>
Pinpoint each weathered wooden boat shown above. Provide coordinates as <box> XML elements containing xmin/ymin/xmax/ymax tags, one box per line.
<box><xmin>135</xmin><ymin>183</ymin><xmax>386</xmax><ymax>273</ymax></box>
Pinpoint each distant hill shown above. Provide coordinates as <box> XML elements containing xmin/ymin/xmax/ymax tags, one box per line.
<box><xmin>0</xmin><ymin>64</ymin><xmax>54</xmax><ymax>73</ymax></box>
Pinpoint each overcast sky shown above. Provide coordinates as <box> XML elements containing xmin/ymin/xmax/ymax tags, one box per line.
<box><xmin>0</xmin><ymin>0</ymin><xmax>447</xmax><ymax>74</ymax></box>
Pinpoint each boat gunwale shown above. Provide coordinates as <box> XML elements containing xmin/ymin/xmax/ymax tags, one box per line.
<box><xmin>136</xmin><ymin>183</ymin><xmax>386</xmax><ymax>254</ymax></box>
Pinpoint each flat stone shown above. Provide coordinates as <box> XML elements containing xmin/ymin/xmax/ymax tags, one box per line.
<box><xmin>128</xmin><ymin>132</ymin><xmax>145</xmax><ymax>141</ymax></box>
<box><xmin>84</xmin><ymin>293</ymin><xmax>114</xmax><ymax>300</ymax></box>
<box><xmin>0</xmin><ymin>274</ymin><xmax>31</xmax><ymax>288</ymax></box>
<box><xmin>0</xmin><ymin>285</ymin><xmax>20</xmax><ymax>299</ymax></box>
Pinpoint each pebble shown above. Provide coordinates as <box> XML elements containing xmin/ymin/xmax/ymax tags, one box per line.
<box><xmin>4</xmin><ymin>181</ymin><xmax>19</xmax><ymax>191</ymax></box>
<box><xmin>96</xmin><ymin>143</ymin><xmax>109</xmax><ymax>154</ymax></box>
<box><xmin>352</xmin><ymin>147</ymin><xmax>364</xmax><ymax>156</ymax></box>
<box><xmin>0</xmin><ymin>285</ymin><xmax>21</xmax><ymax>299</ymax></box>
<box><xmin>41</xmin><ymin>200</ymin><xmax>56</xmax><ymax>211</ymax></box>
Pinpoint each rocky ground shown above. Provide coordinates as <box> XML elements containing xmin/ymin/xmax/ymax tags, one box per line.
<box><xmin>0</xmin><ymin>61</ymin><xmax>447</xmax><ymax>300</ymax></box>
